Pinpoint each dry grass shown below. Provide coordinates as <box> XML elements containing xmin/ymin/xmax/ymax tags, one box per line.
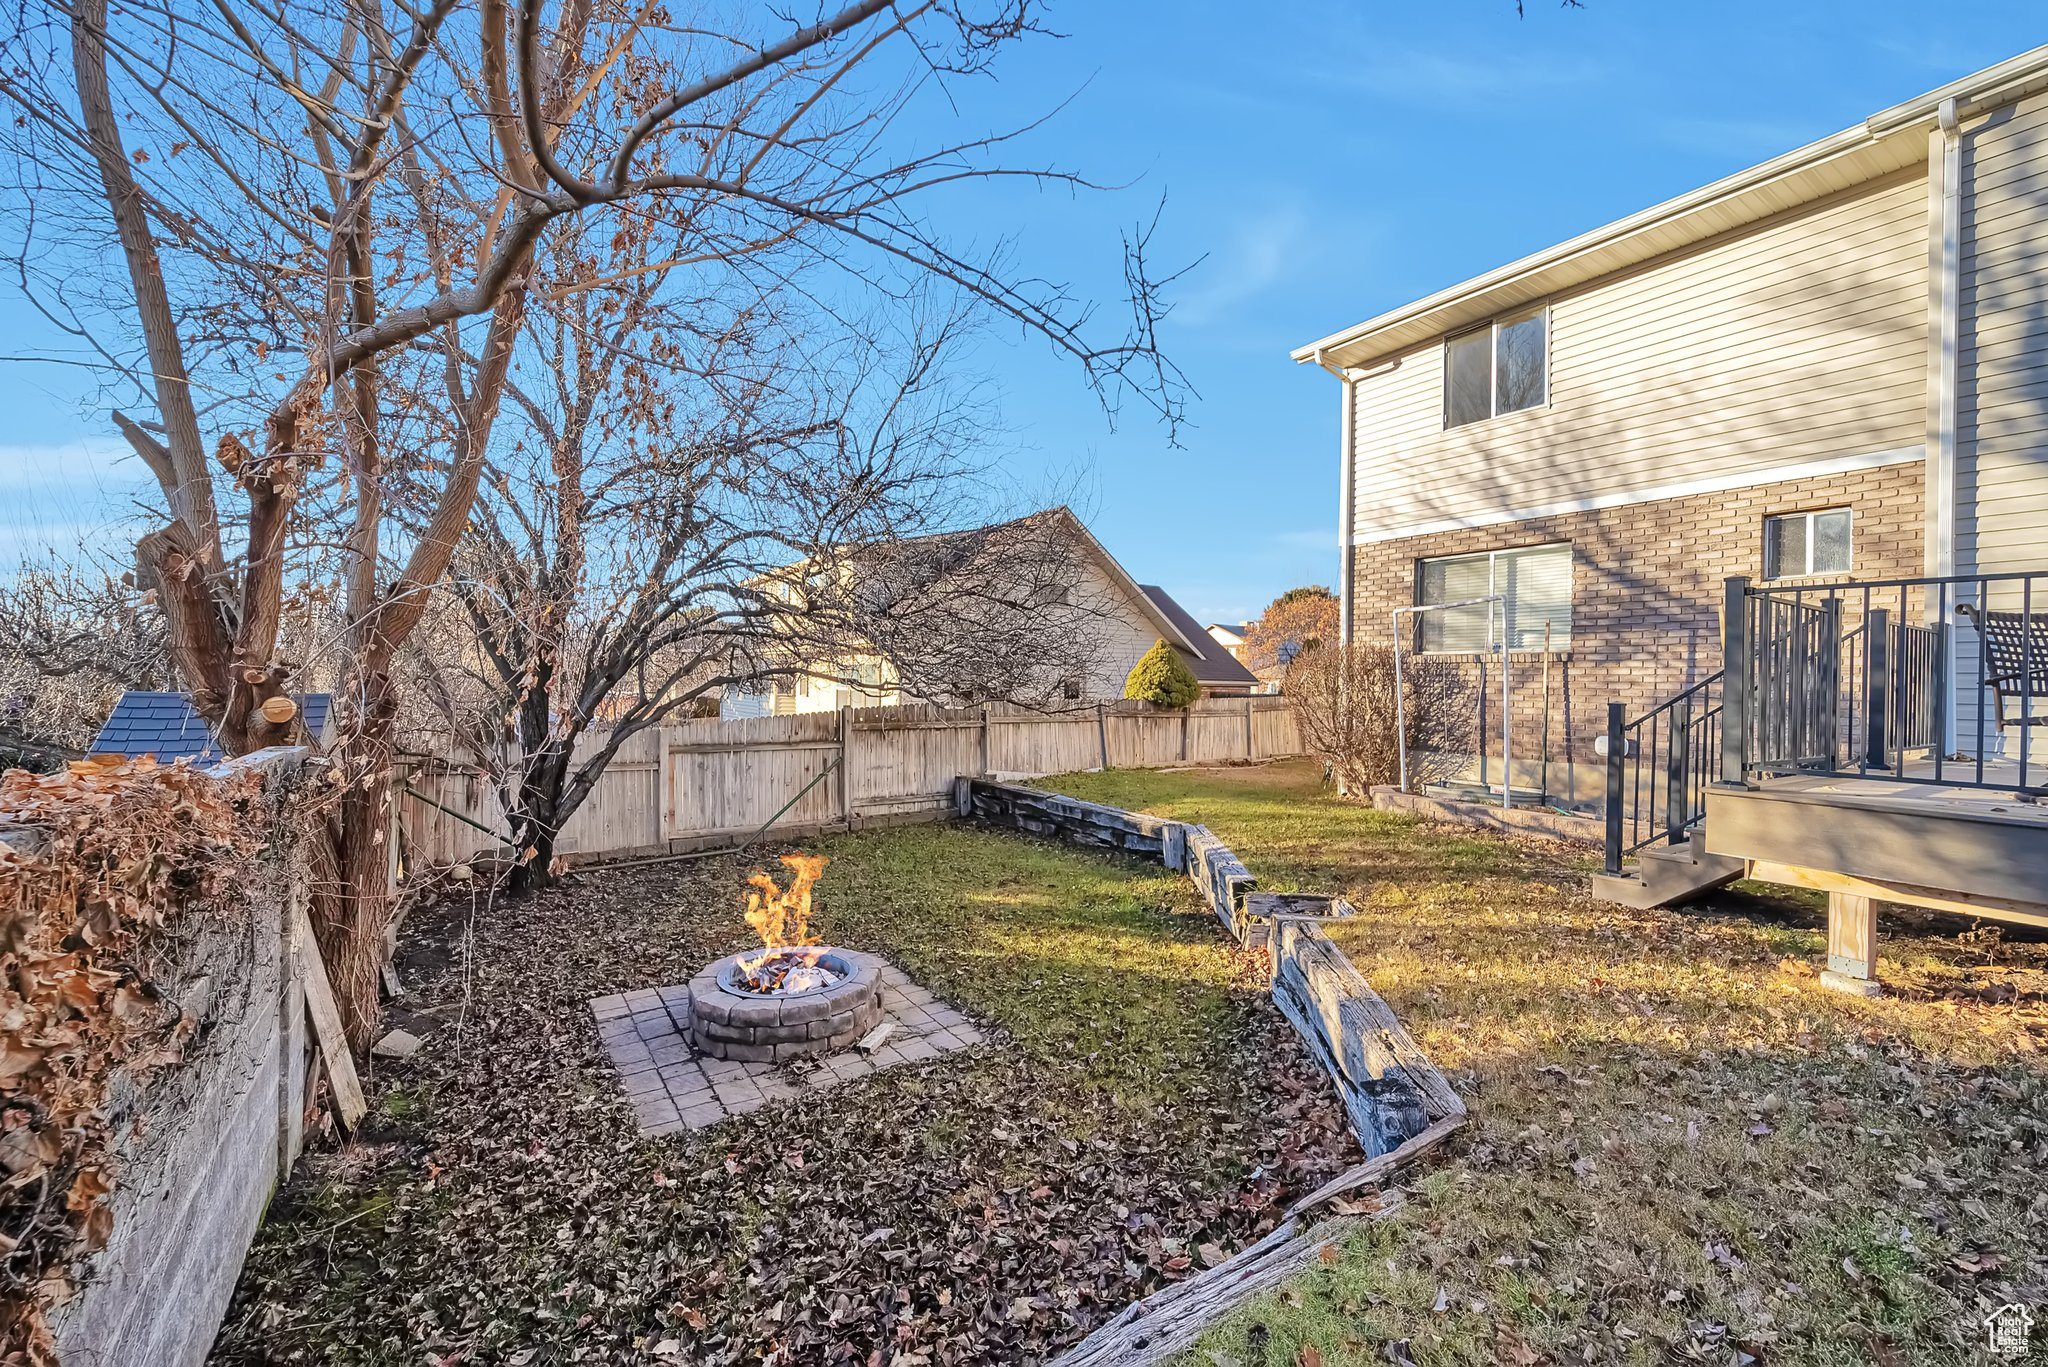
<box><xmin>1045</xmin><ymin>761</ymin><xmax>2048</xmax><ymax>1367</ymax></box>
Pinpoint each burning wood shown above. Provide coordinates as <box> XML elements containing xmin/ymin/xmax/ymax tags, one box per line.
<box><xmin>735</xmin><ymin>855</ymin><xmax>835</xmax><ymax>993</ymax></box>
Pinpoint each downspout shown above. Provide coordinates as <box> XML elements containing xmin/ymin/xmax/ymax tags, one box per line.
<box><xmin>1315</xmin><ymin>348</ymin><xmax>1360</xmax><ymax>792</ymax></box>
<box><xmin>1928</xmin><ymin>96</ymin><xmax>1962</xmax><ymax>754</ymax></box>
<box><xmin>1928</xmin><ymin>95</ymin><xmax>1962</xmax><ymax>589</ymax></box>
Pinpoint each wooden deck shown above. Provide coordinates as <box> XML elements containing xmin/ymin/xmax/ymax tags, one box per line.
<box><xmin>1704</xmin><ymin>764</ymin><xmax>2048</xmax><ymax>994</ymax></box>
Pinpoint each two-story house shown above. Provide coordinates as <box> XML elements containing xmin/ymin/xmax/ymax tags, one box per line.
<box><xmin>1296</xmin><ymin>45</ymin><xmax>2048</xmax><ymax>799</ymax></box>
<box><xmin>1294</xmin><ymin>48</ymin><xmax>2048</xmax><ymax>990</ymax></box>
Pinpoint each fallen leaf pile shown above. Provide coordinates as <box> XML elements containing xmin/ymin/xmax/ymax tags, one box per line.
<box><xmin>0</xmin><ymin>756</ymin><xmax>265</xmax><ymax>1363</ymax></box>
<box><xmin>216</xmin><ymin>823</ymin><xmax>1361</xmax><ymax>1364</ymax></box>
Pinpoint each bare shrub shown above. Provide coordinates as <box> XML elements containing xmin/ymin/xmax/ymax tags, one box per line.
<box><xmin>1286</xmin><ymin>644</ymin><xmax>1472</xmax><ymax>794</ymax></box>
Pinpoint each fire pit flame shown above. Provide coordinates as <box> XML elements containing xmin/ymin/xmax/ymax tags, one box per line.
<box><xmin>735</xmin><ymin>855</ymin><xmax>833</xmax><ymax>994</ymax></box>
<box><xmin>688</xmin><ymin>855</ymin><xmax>882</xmax><ymax>1058</ymax></box>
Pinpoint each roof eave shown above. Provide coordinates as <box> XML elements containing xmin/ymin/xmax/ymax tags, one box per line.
<box><xmin>1291</xmin><ymin>44</ymin><xmax>2048</xmax><ymax>373</ymax></box>
<box><xmin>1062</xmin><ymin>514</ymin><xmax>1205</xmax><ymax>655</ymax></box>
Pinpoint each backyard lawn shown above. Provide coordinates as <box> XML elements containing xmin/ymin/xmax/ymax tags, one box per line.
<box><xmin>212</xmin><ymin>759</ymin><xmax>2048</xmax><ymax>1367</ymax></box>
<box><xmin>212</xmin><ymin>817</ymin><xmax>1357</xmax><ymax>1366</ymax></box>
<box><xmin>1047</xmin><ymin>761</ymin><xmax>2048</xmax><ymax>1366</ymax></box>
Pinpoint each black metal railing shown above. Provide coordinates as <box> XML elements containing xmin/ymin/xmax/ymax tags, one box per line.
<box><xmin>1601</xmin><ymin>671</ymin><xmax>1722</xmax><ymax>875</ymax></box>
<box><xmin>1722</xmin><ymin>571</ymin><xmax>2048</xmax><ymax>794</ymax></box>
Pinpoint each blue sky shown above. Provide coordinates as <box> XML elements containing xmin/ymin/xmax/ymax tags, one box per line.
<box><xmin>2</xmin><ymin>2</ymin><xmax>2043</xmax><ymax>624</ymax></box>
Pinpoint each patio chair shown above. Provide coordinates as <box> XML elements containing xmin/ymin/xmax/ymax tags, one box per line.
<box><xmin>1957</xmin><ymin>603</ymin><xmax>2048</xmax><ymax>737</ymax></box>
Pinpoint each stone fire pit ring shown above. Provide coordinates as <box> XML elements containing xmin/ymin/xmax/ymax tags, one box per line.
<box><xmin>686</xmin><ymin>947</ymin><xmax>886</xmax><ymax>1062</ymax></box>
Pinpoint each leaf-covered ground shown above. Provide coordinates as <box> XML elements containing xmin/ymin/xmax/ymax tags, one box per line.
<box><xmin>1045</xmin><ymin>761</ymin><xmax>2048</xmax><ymax>1367</ymax></box>
<box><xmin>211</xmin><ymin>820</ymin><xmax>1359</xmax><ymax>1366</ymax></box>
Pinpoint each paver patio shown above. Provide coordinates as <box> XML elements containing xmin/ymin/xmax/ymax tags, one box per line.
<box><xmin>590</xmin><ymin>957</ymin><xmax>986</xmax><ymax>1132</ymax></box>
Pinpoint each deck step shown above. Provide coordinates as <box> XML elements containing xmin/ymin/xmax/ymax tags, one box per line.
<box><xmin>1592</xmin><ymin>830</ymin><xmax>1746</xmax><ymax>910</ymax></box>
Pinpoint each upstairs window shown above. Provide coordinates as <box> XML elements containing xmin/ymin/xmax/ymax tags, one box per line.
<box><xmin>1417</xmin><ymin>543</ymin><xmax>1572</xmax><ymax>652</ymax></box>
<box><xmin>1764</xmin><ymin>508</ymin><xmax>1852</xmax><ymax>579</ymax></box>
<box><xmin>1445</xmin><ymin>307</ymin><xmax>1548</xmax><ymax>428</ymax></box>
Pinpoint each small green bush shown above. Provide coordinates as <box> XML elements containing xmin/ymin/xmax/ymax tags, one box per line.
<box><xmin>1123</xmin><ymin>639</ymin><xmax>1201</xmax><ymax>708</ymax></box>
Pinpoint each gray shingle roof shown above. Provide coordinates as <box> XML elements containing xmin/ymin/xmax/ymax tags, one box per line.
<box><xmin>89</xmin><ymin>691</ymin><xmax>332</xmax><ymax>762</ymax></box>
<box><xmin>1138</xmin><ymin>587</ymin><xmax>1262</xmax><ymax>690</ymax></box>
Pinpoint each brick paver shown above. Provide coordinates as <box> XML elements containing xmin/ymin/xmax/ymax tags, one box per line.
<box><xmin>590</xmin><ymin>960</ymin><xmax>986</xmax><ymax>1134</ymax></box>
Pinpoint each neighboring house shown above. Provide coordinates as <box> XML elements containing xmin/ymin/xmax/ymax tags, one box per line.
<box><xmin>1205</xmin><ymin>622</ymin><xmax>1251</xmax><ymax>663</ymax></box>
<box><xmin>1139</xmin><ymin>588</ymin><xmax>1262</xmax><ymax>698</ymax></box>
<box><xmin>720</xmin><ymin>510</ymin><xmax>1257</xmax><ymax>717</ymax></box>
<box><xmin>1293</xmin><ymin>49</ymin><xmax>2048</xmax><ymax>980</ymax></box>
<box><xmin>89</xmin><ymin>691</ymin><xmax>335</xmax><ymax>762</ymax></box>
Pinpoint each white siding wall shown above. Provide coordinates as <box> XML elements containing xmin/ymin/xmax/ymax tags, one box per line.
<box><xmin>1348</xmin><ymin>171</ymin><xmax>1930</xmax><ymax>544</ymax></box>
<box><xmin>1959</xmin><ymin>88</ymin><xmax>2048</xmax><ymax>584</ymax></box>
<box><xmin>1072</xmin><ymin>556</ymin><xmax>1172</xmax><ymax>699</ymax></box>
<box><xmin>1952</xmin><ymin>89</ymin><xmax>2048</xmax><ymax>752</ymax></box>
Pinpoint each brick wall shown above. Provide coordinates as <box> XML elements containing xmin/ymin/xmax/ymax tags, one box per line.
<box><xmin>1349</xmin><ymin>461</ymin><xmax>1926</xmax><ymax>802</ymax></box>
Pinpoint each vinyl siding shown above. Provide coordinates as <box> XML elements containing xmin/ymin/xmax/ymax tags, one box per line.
<box><xmin>1958</xmin><ymin>88</ymin><xmax>2048</xmax><ymax>583</ymax></box>
<box><xmin>1349</xmin><ymin>171</ymin><xmax>1929</xmax><ymax>544</ymax></box>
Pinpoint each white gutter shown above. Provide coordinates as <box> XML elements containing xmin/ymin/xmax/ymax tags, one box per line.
<box><xmin>1313</xmin><ymin>349</ymin><xmax>1359</xmax><ymax>651</ymax></box>
<box><xmin>1928</xmin><ymin>96</ymin><xmax>1964</xmax><ymax>758</ymax></box>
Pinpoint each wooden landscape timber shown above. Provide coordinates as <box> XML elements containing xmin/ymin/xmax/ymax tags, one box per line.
<box><xmin>1184</xmin><ymin>824</ymin><xmax>1259</xmax><ymax>944</ymax></box>
<box><xmin>958</xmin><ymin>779</ymin><xmax>1182</xmax><ymax>858</ymax></box>
<box><xmin>1052</xmin><ymin>1214</ymin><xmax>1380</xmax><ymax>1367</ymax></box>
<box><xmin>1242</xmin><ymin>891</ymin><xmax>1354</xmax><ymax>921</ymax></box>
<box><xmin>963</xmin><ymin>778</ymin><xmax>1460</xmax><ymax>1155</ymax></box>
<box><xmin>962</xmin><ymin>775</ymin><xmax>1465</xmax><ymax>1342</ymax></box>
<box><xmin>1269</xmin><ymin>917</ymin><xmax>1464</xmax><ymax>1155</ymax></box>
<box><xmin>1048</xmin><ymin>1118</ymin><xmax>1465</xmax><ymax>1367</ymax></box>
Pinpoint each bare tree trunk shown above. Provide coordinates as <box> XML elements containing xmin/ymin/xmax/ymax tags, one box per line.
<box><xmin>310</xmin><ymin>669</ymin><xmax>401</xmax><ymax>1046</ymax></box>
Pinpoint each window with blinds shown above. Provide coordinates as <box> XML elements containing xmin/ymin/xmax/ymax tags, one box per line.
<box><xmin>1416</xmin><ymin>543</ymin><xmax>1572</xmax><ymax>652</ymax></box>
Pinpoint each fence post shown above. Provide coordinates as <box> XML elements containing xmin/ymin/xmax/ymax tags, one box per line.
<box><xmin>979</xmin><ymin>705</ymin><xmax>992</xmax><ymax>778</ymax></box>
<box><xmin>1180</xmin><ymin>707</ymin><xmax>1190</xmax><ymax>763</ymax></box>
<box><xmin>1604</xmin><ymin>702</ymin><xmax>1625</xmax><ymax>875</ymax></box>
<box><xmin>1096</xmin><ymin>702</ymin><xmax>1109</xmax><ymax>771</ymax></box>
<box><xmin>1665</xmin><ymin>697</ymin><xmax>1689</xmax><ymax>846</ymax></box>
<box><xmin>1244</xmin><ymin>695</ymin><xmax>1254</xmax><ymax>758</ymax></box>
<box><xmin>837</xmin><ymin>706</ymin><xmax>854</xmax><ymax>829</ymax></box>
<box><xmin>387</xmin><ymin>758</ymin><xmax>408</xmax><ymax>893</ymax></box>
<box><xmin>1720</xmin><ymin>576</ymin><xmax>1751</xmax><ymax>785</ymax></box>
<box><xmin>1863</xmin><ymin>608</ymin><xmax>1891</xmax><ymax>770</ymax></box>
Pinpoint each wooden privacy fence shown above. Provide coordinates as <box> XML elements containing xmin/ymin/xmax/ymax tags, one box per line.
<box><xmin>398</xmin><ymin>697</ymin><xmax>1300</xmax><ymax>872</ymax></box>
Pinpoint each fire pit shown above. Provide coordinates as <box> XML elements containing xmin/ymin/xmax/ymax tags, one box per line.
<box><xmin>683</xmin><ymin>853</ymin><xmax>886</xmax><ymax>1062</ymax></box>
<box><xmin>687</xmin><ymin>946</ymin><xmax>885</xmax><ymax>1061</ymax></box>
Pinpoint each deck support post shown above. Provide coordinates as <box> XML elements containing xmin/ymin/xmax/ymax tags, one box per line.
<box><xmin>1820</xmin><ymin>891</ymin><xmax>1883</xmax><ymax>996</ymax></box>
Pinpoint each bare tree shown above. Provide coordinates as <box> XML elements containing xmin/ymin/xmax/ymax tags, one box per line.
<box><xmin>1</xmin><ymin>1</ymin><xmax>1183</xmax><ymax>1045</ymax></box>
<box><xmin>424</xmin><ymin>237</ymin><xmax>1122</xmax><ymax>890</ymax></box>
<box><xmin>0</xmin><ymin>563</ymin><xmax>169</xmax><ymax>763</ymax></box>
